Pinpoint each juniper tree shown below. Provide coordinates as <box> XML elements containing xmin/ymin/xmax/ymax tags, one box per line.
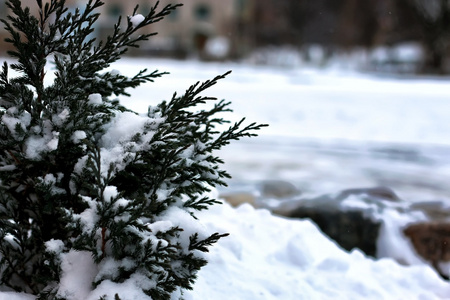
<box><xmin>0</xmin><ymin>0</ymin><xmax>266</xmax><ymax>299</ymax></box>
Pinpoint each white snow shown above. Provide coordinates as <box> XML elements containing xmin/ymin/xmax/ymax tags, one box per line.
<box><xmin>3</xmin><ymin>234</ymin><xmax>20</xmax><ymax>250</ymax></box>
<box><xmin>76</xmin><ymin>196</ymin><xmax>99</xmax><ymax>232</ymax></box>
<box><xmin>0</xmin><ymin>165</ymin><xmax>16</xmax><ymax>171</ymax></box>
<box><xmin>57</xmin><ymin>251</ymin><xmax>97</xmax><ymax>300</ymax></box>
<box><xmin>106</xmin><ymin>58</ymin><xmax>450</xmax><ymax>201</ymax></box>
<box><xmin>129</xmin><ymin>14</ymin><xmax>145</xmax><ymax>27</ymax></box>
<box><xmin>6</xmin><ymin>199</ymin><xmax>448</xmax><ymax>300</ymax></box>
<box><xmin>110</xmin><ymin>69</ymin><xmax>121</xmax><ymax>76</ymax></box>
<box><xmin>1</xmin><ymin>112</ymin><xmax>31</xmax><ymax>136</ymax></box>
<box><xmin>103</xmin><ymin>185</ymin><xmax>118</xmax><ymax>202</ymax></box>
<box><xmin>25</xmin><ymin>136</ymin><xmax>49</xmax><ymax>159</ymax></box>
<box><xmin>3</xmin><ymin>57</ymin><xmax>450</xmax><ymax>299</ymax></box>
<box><xmin>109</xmin><ymin>58</ymin><xmax>450</xmax><ymax>146</ymax></box>
<box><xmin>88</xmin><ymin>93</ymin><xmax>102</xmax><ymax>105</ymax></box>
<box><xmin>54</xmin><ymin>108</ymin><xmax>70</xmax><ymax>125</ymax></box>
<box><xmin>205</xmin><ymin>36</ymin><xmax>230</xmax><ymax>58</ymax></box>
<box><xmin>376</xmin><ymin>209</ymin><xmax>427</xmax><ymax>266</ymax></box>
<box><xmin>42</xmin><ymin>173</ymin><xmax>57</xmax><ymax>184</ymax></box>
<box><xmin>45</xmin><ymin>239</ymin><xmax>64</xmax><ymax>254</ymax></box>
<box><xmin>24</xmin><ymin>131</ymin><xmax>59</xmax><ymax>159</ymax></box>
<box><xmin>147</xmin><ymin>220</ymin><xmax>173</xmax><ymax>233</ymax></box>
<box><xmin>0</xmin><ymin>293</ymin><xmax>35</xmax><ymax>300</ymax></box>
<box><xmin>88</xmin><ymin>273</ymin><xmax>157</xmax><ymax>300</ymax></box>
<box><xmin>183</xmin><ymin>202</ymin><xmax>450</xmax><ymax>300</ymax></box>
<box><xmin>100</xmin><ymin>111</ymin><xmax>147</xmax><ymax>148</ymax></box>
<box><xmin>46</xmin><ymin>132</ymin><xmax>59</xmax><ymax>151</ymax></box>
<box><xmin>71</xmin><ymin>130</ymin><xmax>86</xmax><ymax>143</ymax></box>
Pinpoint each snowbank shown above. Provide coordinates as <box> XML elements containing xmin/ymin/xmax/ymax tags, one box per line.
<box><xmin>185</xmin><ymin>202</ymin><xmax>450</xmax><ymax>300</ymax></box>
<box><xmin>3</xmin><ymin>200</ymin><xmax>449</xmax><ymax>299</ymax></box>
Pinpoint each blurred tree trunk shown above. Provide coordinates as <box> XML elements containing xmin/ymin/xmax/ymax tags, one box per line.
<box><xmin>336</xmin><ymin>0</ymin><xmax>378</xmax><ymax>49</ymax></box>
<box><xmin>397</xmin><ymin>0</ymin><xmax>450</xmax><ymax>74</ymax></box>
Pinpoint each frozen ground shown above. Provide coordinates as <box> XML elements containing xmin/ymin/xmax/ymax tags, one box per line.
<box><xmin>115</xmin><ymin>58</ymin><xmax>450</xmax><ymax>202</ymax></box>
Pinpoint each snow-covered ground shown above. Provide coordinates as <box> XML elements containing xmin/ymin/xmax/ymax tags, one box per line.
<box><xmin>3</xmin><ymin>200</ymin><xmax>449</xmax><ymax>300</ymax></box>
<box><xmin>116</xmin><ymin>58</ymin><xmax>450</xmax><ymax>202</ymax></box>
<box><xmin>184</xmin><ymin>201</ymin><xmax>450</xmax><ymax>300</ymax></box>
<box><xmin>122</xmin><ymin>58</ymin><xmax>450</xmax><ymax>299</ymax></box>
<box><xmin>3</xmin><ymin>57</ymin><xmax>450</xmax><ymax>299</ymax></box>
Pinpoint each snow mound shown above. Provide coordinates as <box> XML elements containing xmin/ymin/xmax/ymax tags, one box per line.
<box><xmin>184</xmin><ymin>202</ymin><xmax>450</xmax><ymax>300</ymax></box>
<box><xmin>1</xmin><ymin>200</ymin><xmax>449</xmax><ymax>299</ymax></box>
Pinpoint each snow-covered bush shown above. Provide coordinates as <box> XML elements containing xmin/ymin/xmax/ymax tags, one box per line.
<box><xmin>0</xmin><ymin>0</ymin><xmax>266</xmax><ymax>299</ymax></box>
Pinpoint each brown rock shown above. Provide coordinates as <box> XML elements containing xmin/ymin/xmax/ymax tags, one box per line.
<box><xmin>410</xmin><ymin>201</ymin><xmax>450</xmax><ymax>221</ymax></box>
<box><xmin>260</xmin><ymin>180</ymin><xmax>301</xmax><ymax>199</ymax></box>
<box><xmin>220</xmin><ymin>192</ymin><xmax>256</xmax><ymax>207</ymax></box>
<box><xmin>403</xmin><ymin>222</ymin><xmax>450</xmax><ymax>280</ymax></box>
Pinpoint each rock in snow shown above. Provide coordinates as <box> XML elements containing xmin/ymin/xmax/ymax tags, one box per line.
<box><xmin>404</xmin><ymin>222</ymin><xmax>450</xmax><ymax>280</ymax></box>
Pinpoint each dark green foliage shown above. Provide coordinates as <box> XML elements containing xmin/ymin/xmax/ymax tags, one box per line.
<box><xmin>0</xmin><ymin>0</ymin><xmax>266</xmax><ymax>299</ymax></box>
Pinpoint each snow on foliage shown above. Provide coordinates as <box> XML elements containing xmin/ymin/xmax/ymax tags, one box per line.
<box><xmin>88</xmin><ymin>93</ymin><xmax>103</xmax><ymax>105</ymax></box>
<box><xmin>129</xmin><ymin>14</ymin><xmax>145</xmax><ymax>28</ymax></box>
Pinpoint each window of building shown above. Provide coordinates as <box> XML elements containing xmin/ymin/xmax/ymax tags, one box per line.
<box><xmin>140</xmin><ymin>2</ymin><xmax>178</xmax><ymax>21</ymax></box>
<box><xmin>194</xmin><ymin>4</ymin><xmax>211</xmax><ymax>21</ymax></box>
<box><xmin>108</xmin><ymin>4</ymin><xmax>122</xmax><ymax>18</ymax></box>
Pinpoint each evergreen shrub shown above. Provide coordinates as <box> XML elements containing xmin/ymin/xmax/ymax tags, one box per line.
<box><xmin>0</xmin><ymin>0</ymin><xmax>266</xmax><ymax>298</ymax></box>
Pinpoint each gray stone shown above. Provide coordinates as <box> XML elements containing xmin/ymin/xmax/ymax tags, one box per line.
<box><xmin>259</xmin><ymin>180</ymin><xmax>301</xmax><ymax>199</ymax></box>
<box><xmin>410</xmin><ymin>201</ymin><xmax>450</xmax><ymax>221</ymax></box>
<box><xmin>336</xmin><ymin>186</ymin><xmax>400</xmax><ymax>202</ymax></box>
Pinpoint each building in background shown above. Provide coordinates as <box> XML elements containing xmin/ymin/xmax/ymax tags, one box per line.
<box><xmin>0</xmin><ymin>0</ymin><xmax>80</xmax><ymax>54</ymax></box>
<box><xmin>0</xmin><ymin>0</ymin><xmax>8</xmax><ymax>53</ymax></box>
<box><xmin>0</xmin><ymin>0</ymin><xmax>448</xmax><ymax>73</ymax></box>
<box><xmin>95</xmin><ymin>0</ymin><xmax>253</xmax><ymax>59</ymax></box>
<box><xmin>0</xmin><ymin>0</ymin><xmax>254</xmax><ymax>60</ymax></box>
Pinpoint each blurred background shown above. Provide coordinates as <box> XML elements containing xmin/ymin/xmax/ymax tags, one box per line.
<box><xmin>1</xmin><ymin>0</ymin><xmax>450</xmax><ymax>205</ymax></box>
<box><xmin>1</xmin><ymin>0</ymin><xmax>450</xmax><ymax>74</ymax></box>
